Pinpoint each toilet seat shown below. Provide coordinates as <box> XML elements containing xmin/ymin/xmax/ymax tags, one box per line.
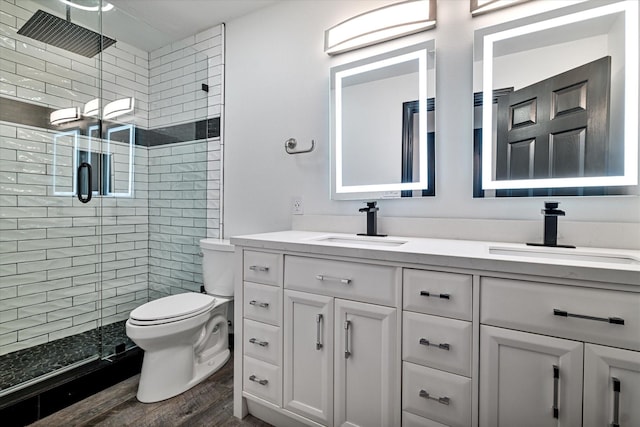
<box><xmin>129</xmin><ymin>293</ymin><xmax>217</xmax><ymax>326</ymax></box>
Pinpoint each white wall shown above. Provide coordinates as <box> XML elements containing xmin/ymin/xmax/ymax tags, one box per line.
<box><xmin>224</xmin><ymin>0</ymin><xmax>640</xmax><ymax>241</ymax></box>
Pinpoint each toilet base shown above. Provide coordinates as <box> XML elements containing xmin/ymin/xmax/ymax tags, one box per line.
<box><xmin>136</xmin><ymin>348</ymin><xmax>230</xmax><ymax>403</ymax></box>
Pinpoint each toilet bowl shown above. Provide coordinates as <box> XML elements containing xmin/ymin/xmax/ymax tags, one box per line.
<box><xmin>125</xmin><ymin>239</ymin><xmax>234</xmax><ymax>403</ymax></box>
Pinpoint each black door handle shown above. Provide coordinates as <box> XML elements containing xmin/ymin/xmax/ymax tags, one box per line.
<box><xmin>77</xmin><ymin>162</ymin><xmax>92</xmax><ymax>203</ymax></box>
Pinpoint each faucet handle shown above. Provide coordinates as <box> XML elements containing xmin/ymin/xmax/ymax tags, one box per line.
<box><xmin>542</xmin><ymin>201</ymin><xmax>565</xmax><ymax>216</ymax></box>
<box><xmin>544</xmin><ymin>201</ymin><xmax>559</xmax><ymax>209</ymax></box>
<box><xmin>359</xmin><ymin>201</ymin><xmax>378</xmax><ymax>212</ymax></box>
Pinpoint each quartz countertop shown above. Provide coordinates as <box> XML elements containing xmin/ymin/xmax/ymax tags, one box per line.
<box><xmin>230</xmin><ymin>230</ymin><xmax>640</xmax><ymax>287</ymax></box>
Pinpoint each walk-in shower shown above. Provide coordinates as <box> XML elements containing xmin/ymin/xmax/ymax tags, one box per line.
<box><xmin>0</xmin><ymin>0</ymin><xmax>223</xmax><ymax>418</ymax></box>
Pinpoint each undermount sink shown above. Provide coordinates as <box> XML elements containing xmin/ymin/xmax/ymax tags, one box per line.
<box><xmin>313</xmin><ymin>235</ymin><xmax>408</xmax><ymax>247</ymax></box>
<box><xmin>489</xmin><ymin>246</ymin><xmax>640</xmax><ymax>265</ymax></box>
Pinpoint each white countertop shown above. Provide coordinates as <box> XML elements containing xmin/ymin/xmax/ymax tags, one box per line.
<box><xmin>230</xmin><ymin>230</ymin><xmax>640</xmax><ymax>287</ymax></box>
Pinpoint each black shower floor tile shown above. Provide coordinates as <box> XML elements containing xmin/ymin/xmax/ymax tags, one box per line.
<box><xmin>0</xmin><ymin>321</ymin><xmax>134</xmax><ymax>393</ymax></box>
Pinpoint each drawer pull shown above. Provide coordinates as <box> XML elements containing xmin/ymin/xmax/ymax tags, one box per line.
<box><xmin>249</xmin><ymin>374</ymin><xmax>268</xmax><ymax>386</ymax></box>
<box><xmin>553</xmin><ymin>309</ymin><xmax>624</xmax><ymax>325</ymax></box>
<box><xmin>419</xmin><ymin>338</ymin><xmax>450</xmax><ymax>351</ymax></box>
<box><xmin>248</xmin><ymin>338</ymin><xmax>268</xmax><ymax>347</ymax></box>
<box><xmin>249</xmin><ymin>300</ymin><xmax>269</xmax><ymax>308</ymax></box>
<box><xmin>553</xmin><ymin>364</ymin><xmax>559</xmax><ymax>419</ymax></box>
<box><xmin>316</xmin><ymin>314</ymin><xmax>323</xmax><ymax>350</ymax></box>
<box><xmin>419</xmin><ymin>389</ymin><xmax>450</xmax><ymax>405</ymax></box>
<box><xmin>612</xmin><ymin>377</ymin><xmax>620</xmax><ymax>427</ymax></box>
<box><xmin>316</xmin><ymin>274</ymin><xmax>352</xmax><ymax>285</ymax></box>
<box><xmin>344</xmin><ymin>320</ymin><xmax>352</xmax><ymax>359</ymax></box>
<box><xmin>420</xmin><ymin>291</ymin><xmax>450</xmax><ymax>300</ymax></box>
<box><xmin>249</xmin><ymin>265</ymin><xmax>269</xmax><ymax>272</ymax></box>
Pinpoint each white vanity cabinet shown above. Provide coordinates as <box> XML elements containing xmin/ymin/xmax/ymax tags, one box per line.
<box><xmin>401</xmin><ymin>269</ymin><xmax>474</xmax><ymax>427</ymax></box>
<box><xmin>240</xmin><ymin>250</ymin><xmax>284</xmax><ymax>407</ymax></box>
<box><xmin>479</xmin><ymin>277</ymin><xmax>640</xmax><ymax>427</ymax></box>
<box><xmin>284</xmin><ymin>255</ymin><xmax>400</xmax><ymax>427</ymax></box>
<box><xmin>233</xmin><ymin>231</ymin><xmax>639</xmax><ymax>427</ymax></box>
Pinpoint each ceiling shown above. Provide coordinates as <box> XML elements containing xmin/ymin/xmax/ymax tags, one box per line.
<box><xmin>108</xmin><ymin>0</ymin><xmax>278</xmax><ymax>51</ymax></box>
<box><xmin>31</xmin><ymin>0</ymin><xmax>279</xmax><ymax>52</ymax></box>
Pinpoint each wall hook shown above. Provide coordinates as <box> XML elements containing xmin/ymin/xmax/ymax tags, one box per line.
<box><xmin>285</xmin><ymin>138</ymin><xmax>315</xmax><ymax>154</ymax></box>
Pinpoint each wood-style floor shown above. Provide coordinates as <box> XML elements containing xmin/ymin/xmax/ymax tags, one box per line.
<box><xmin>29</xmin><ymin>358</ymin><xmax>272</xmax><ymax>427</ymax></box>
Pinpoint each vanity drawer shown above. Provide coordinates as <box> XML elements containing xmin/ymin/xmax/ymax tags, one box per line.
<box><xmin>244</xmin><ymin>250</ymin><xmax>282</xmax><ymax>286</ymax></box>
<box><xmin>243</xmin><ymin>319</ymin><xmax>280</xmax><ymax>366</ymax></box>
<box><xmin>404</xmin><ymin>270</ymin><xmax>472</xmax><ymax>321</ymax></box>
<box><xmin>403</xmin><ymin>362</ymin><xmax>472</xmax><ymax>427</ymax></box>
<box><xmin>243</xmin><ymin>355</ymin><xmax>282</xmax><ymax>406</ymax></box>
<box><xmin>481</xmin><ymin>277</ymin><xmax>640</xmax><ymax>351</ymax></box>
<box><xmin>403</xmin><ymin>411</ymin><xmax>449</xmax><ymax>427</ymax></box>
<box><xmin>243</xmin><ymin>282</ymin><xmax>282</xmax><ymax>326</ymax></box>
<box><xmin>284</xmin><ymin>255</ymin><xmax>398</xmax><ymax>307</ymax></box>
<box><xmin>403</xmin><ymin>312</ymin><xmax>472</xmax><ymax>377</ymax></box>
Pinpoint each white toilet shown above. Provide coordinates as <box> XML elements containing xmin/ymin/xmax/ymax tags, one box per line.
<box><xmin>126</xmin><ymin>238</ymin><xmax>234</xmax><ymax>403</ymax></box>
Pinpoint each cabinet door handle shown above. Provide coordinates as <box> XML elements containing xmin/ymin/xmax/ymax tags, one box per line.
<box><xmin>420</xmin><ymin>290</ymin><xmax>450</xmax><ymax>300</ymax></box>
<box><xmin>553</xmin><ymin>309</ymin><xmax>624</xmax><ymax>325</ymax></box>
<box><xmin>419</xmin><ymin>338</ymin><xmax>450</xmax><ymax>351</ymax></box>
<box><xmin>248</xmin><ymin>338</ymin><xmax>268</xmax><ymax>347</ymax></box>
<box><xmin>419</xmin><ymin>389</ymin><xmax>450</xmax><ymax>405</ymax></box>
<box><xmin>249</xmin><ymin>374</ymin><xmax>268</xmax><ymax>386</ymax></box>
<box><xmin>249</xmin><ymin>300</ymin><xmax>269</xmax><ymax>308</ymax></box>
<box><xmin>553</xmin><ymin>364</ymin><xmax>559</xmax><ymax>419</ymax></box>
<box><xmin>316</xmin><ymin>314</ymin><xmax>323</xmax><ymax>350</ymax></box>
<box><xmin>316</xmin><ymin>274</ymin><xmax>351</xmax><ymax>285</ymax></box>
<box><xmin>612</xmin><ymin>377</ymin><xmax>620</xmax><ymax>427</ymax></box>
<box><xmin>344</xmin><ymin>320</ymin><xmax>351</xmax><ymax>359</ymax></box>
<box><xmin>249</xmin><ymin>265</ymin><xmax>269</xmax><ymax>272</ymax></box>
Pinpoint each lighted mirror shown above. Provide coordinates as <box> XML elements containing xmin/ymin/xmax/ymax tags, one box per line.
<box><xmin>473</xmin><ymin>0</ymin><xmax>638</xmax><ymax>197</ymax></box>
<box><xmin>330</xmin><ymin>40</ymin><xmax>435</xmax><ymax>200</ymax></box>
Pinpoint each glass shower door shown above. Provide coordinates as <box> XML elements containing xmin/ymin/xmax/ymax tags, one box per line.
<box><xmin>0</xmin><ymin>0</ymin><xmax>106</xmax><ymax>395</ymax></box>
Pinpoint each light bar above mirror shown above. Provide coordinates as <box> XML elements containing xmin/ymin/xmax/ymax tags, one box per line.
<box><xmin>324</xmin><ymin>0</ymin><xmax>436</xmax><ymax>56</ymax></box>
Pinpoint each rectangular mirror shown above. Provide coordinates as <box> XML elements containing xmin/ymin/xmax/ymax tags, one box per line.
<box><xmin>473</xmin><ymin>0</ymin><xmax>638</xmax><ymax>197</ymax></box>
<box><xmin>330</xmin><ymin>40</ymin><xmax>436</xmax><ymax>200</ymax></box>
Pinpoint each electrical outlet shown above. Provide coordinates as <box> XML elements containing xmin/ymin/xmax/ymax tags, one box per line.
<box><xmin>291</xmin><ymin>197</ymin><xmax>304</xmax><ymax>215</ymax></box>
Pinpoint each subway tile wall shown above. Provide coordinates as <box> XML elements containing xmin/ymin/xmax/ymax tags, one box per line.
<box><xmin>0</xmin><ymin>122</ymin><xmax>149</xmax><ymax>356</ymax></box>
<box><xmin>148</xmin><ymin>139</ymin><xmax>210</xmax><ymax>299</ymax></box>
<box><xmin>149</xmin><ymin>25</ymin><xmax>223</xmax><ymax>129</ymax></box>
<box><xmin>0</xmin><ymin>0</ymin><xmax>223</xmax><ymax>357</ymax></box>
<box><xmin>0</xmin><ymin>0</ymin><xmax>150</xmax><ymax>129</ymax></box>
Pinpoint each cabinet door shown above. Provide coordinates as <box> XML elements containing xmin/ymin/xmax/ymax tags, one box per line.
<box><xmin>283</xmin><ymin>290</ymin><xmax>334</xmax><ymax>426</ymax></box>
<box><xmin>583</xmin><ymin>344</ymin><xmax>640</xmax><ymax>427</ymax></box>
<box><xmin>334</xmin><ymin>299</ymin><xmax>399</xmax><ymax>427</ymax></box>
<box><xmin>480</xmin><ymin>325</ymin><xmax>583</xmax><ymax>427</ymax></box>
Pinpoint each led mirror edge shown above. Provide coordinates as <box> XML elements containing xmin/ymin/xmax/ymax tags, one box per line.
<box><xmin>331</xmin><ymin>41</ymin><xmax>434</xmax><ymax>198</ymax></box>
<box><xmin>479</xmin><ymin>0</ymin><xmax>639</xmax><ymax>190</ymax></box>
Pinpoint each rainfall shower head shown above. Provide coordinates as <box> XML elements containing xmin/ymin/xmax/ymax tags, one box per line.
<box><xmin>17</xmin><ymin>9</ymin><xmax>116</xmax><ymax>58</ymax></box>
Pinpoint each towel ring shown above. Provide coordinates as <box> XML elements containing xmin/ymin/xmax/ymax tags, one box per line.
<box><xmin>285</xmin><ymin>138</ymin><xmax>315</xmax><ymax>154</ymax></box>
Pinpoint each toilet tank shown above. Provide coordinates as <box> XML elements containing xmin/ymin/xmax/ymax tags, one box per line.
<box><xmin>200</xmin><ymin>239</ymin><xmax>235</xmax><ymax>297</ymax></box>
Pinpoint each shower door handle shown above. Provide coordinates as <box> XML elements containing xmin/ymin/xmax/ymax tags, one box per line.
<box><xmin>77</xmin><ymin>162</ymin><xmax>92</xmax><ymax>204</ymax></box>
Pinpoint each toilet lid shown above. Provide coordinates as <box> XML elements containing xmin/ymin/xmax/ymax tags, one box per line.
<box><xmin>130</xmin><ymin>293</ymin><xmax>216</xmax><ymax>322</ymax></box>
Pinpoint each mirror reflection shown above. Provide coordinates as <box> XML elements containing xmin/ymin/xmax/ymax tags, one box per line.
<box><xmin>331</xmin><ymin>40</ymin><xmax>435</xmax><ymax>200</ymax></box>
<box><xmin>473</xmin><ymin>0</ymin><xmax>638</xmax><ymax>197</ymax></box>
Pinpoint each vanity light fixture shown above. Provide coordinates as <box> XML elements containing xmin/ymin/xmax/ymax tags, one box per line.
<box><xmin>58</xmin><ymin>0</ymin><xmax>114</xmax><ymax>12</ymax></box>
<box><xmin>50</xmin><ymin>107</ymin><xmax>80</xmax><ymax>125</ymax></box>
<box><xmin>471</xmin><ymin>0</ymin><xmax>531</xmax><ymax>16</ymax></box>
<box><xmin>103</xmin><ymin>97</ymin><xmax>134</xmax><ymax>120</ymax></box>
<box><xmin>83</xmin><ymin>98</ymin><xmax>99</xmax><ymax>117</ymax></box>
<box><xmin>324</xmin><ymin>0</ymin><xmax>436</xmax><ymax>55</ymax></box>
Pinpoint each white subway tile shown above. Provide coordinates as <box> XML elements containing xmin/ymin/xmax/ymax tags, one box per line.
<box><xmin>18</xmin><ymin>317</ymin><xmax>72</xmax><ymax>340</ymax></box>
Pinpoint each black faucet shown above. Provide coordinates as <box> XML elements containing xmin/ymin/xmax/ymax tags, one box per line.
<box><xmin>527</xmin><ymin>201</ymin><xmax>575</xmax><ymax>248</ymax></box>
<box><xmin>357</xmin><ymin>201</ymin><xmax>386</xmax><ymax>237</ymax></box>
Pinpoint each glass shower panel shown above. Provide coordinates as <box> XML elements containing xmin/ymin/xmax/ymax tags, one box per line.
<box><xmin>0</xmin><ymin>0</ymin><xmax>104</xmax><ymax>395</ymax></box>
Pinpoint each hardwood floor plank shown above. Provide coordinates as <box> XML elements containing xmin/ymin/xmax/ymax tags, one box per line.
<box><xmin>29</xmin><ymin>357</ymin><xmax>272</xmax><ymax>427</ymax></box>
